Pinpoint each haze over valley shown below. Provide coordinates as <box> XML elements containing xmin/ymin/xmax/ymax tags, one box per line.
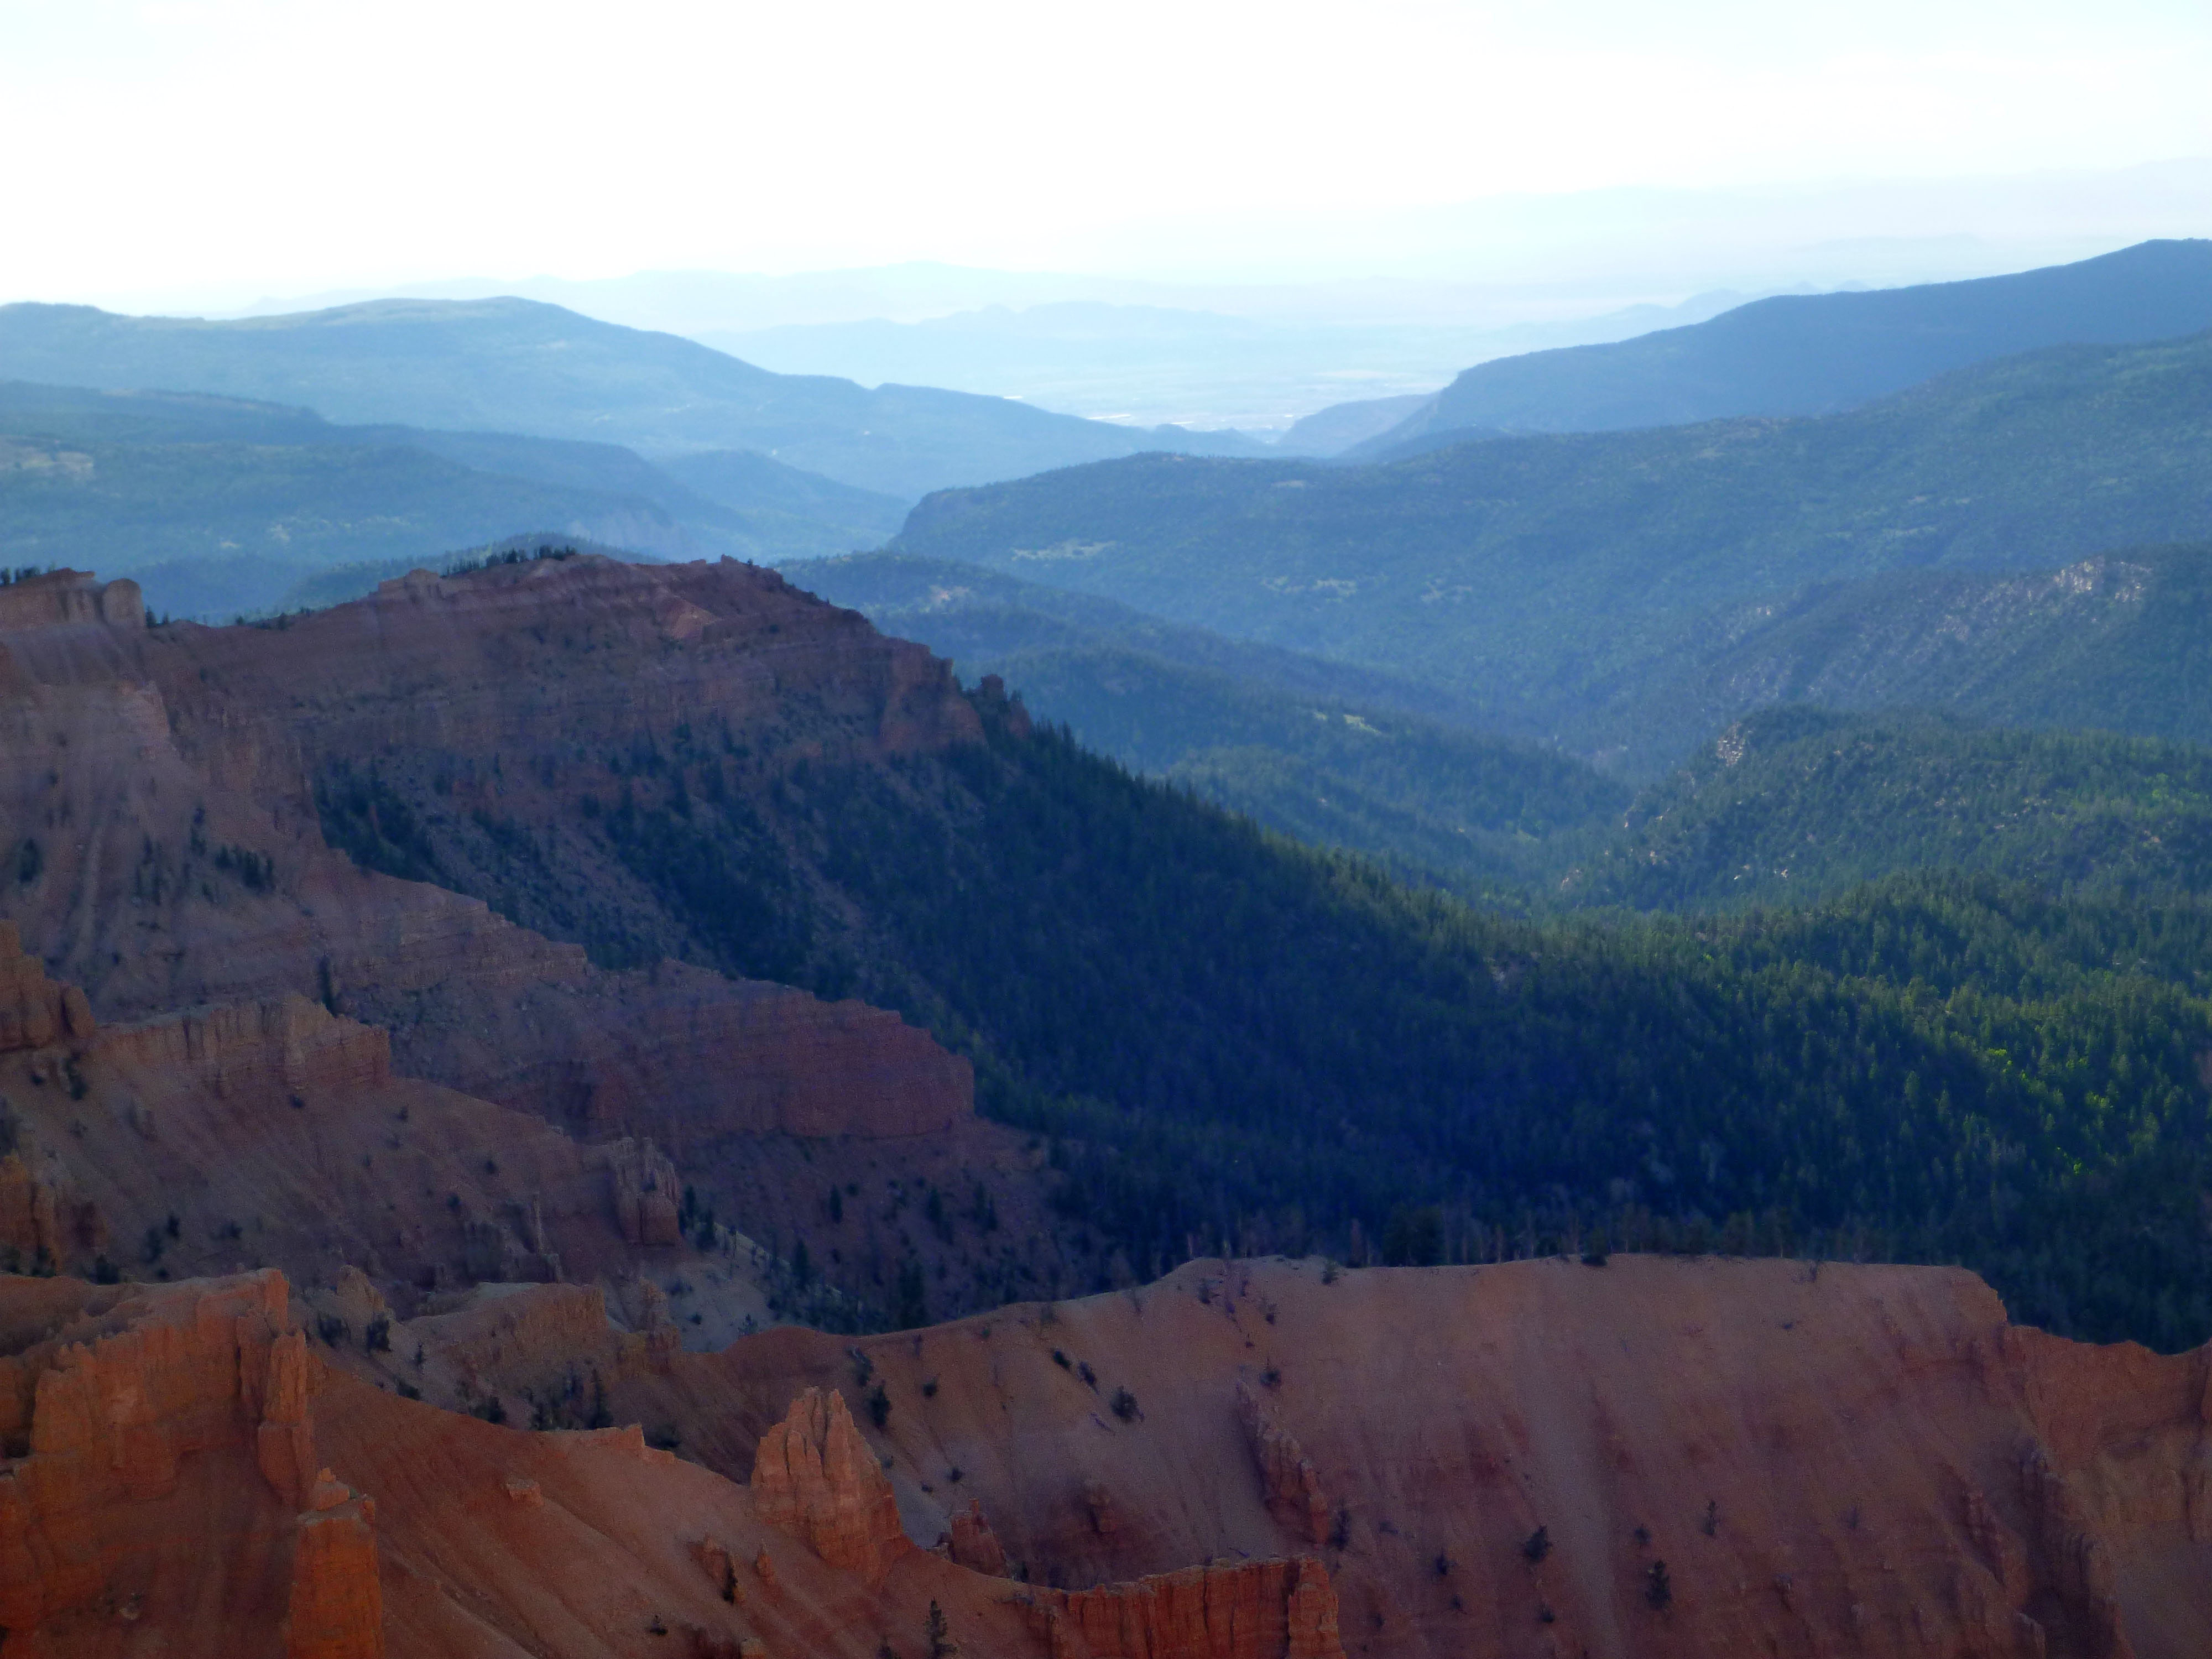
<box><xmin>4</xmin><ymin>3</ymin><xmax>2212</xmax><ymax>1656</ymax></box>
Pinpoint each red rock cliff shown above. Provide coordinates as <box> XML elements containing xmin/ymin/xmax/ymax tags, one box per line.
<box><xmin>0</xmin><ymin>1271</ymin><xmax>383</xmax><ymax>1657</ymax></box>
<box><xmin>1027</xmin><ymin>1557</ymin><xmax>1344</xmax><ymax>1659</ymax></box>
<box><xmin>0</xmin><ymin>560</ymin><xmax>978</xmax><ymax>1155</ymax></box>
<box><xmin>749</xmin><ymin>1386</ymin><xmax>909</xmax><ymax>1582</ymax></box>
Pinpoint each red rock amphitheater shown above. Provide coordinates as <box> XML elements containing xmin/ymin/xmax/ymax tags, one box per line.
<box><xmin>1</xmin><ymin>564</ymin><xmax>2208</xmax><ymax>1656</ymax></box>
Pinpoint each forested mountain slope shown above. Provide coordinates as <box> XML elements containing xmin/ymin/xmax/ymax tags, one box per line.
<box><xmin>0</xmin><ymin>381</ymin><xmax>904</xmax><ymax>616</ymax></box>
<box><xmin>168</xmin><ymin>556</ymin><xmax>2200</xmax><ymax>1355</ymax></box>
<box><xmin>785</xmin><ymin>552</ymin><xmax>1620</xmax><ymax>889</ymax></box>
<box><xmin>0</xmin><ymin>297</ymin><xmax>1267</xmax><ymax>499</ymax></box>
<box><xmin>1357</xmin><ymin>237</ymin><xmax>2212</xmax><ymax>452</ymax></box>
<box><xmin>896</xmin><ymin>328</ymin><xmax>2212</xmax><ymax>761</ymax></box>
<box><xmin>1608</xmin><ymin>541</ymin><xmax>2212</xmax><ymax>759</ymax></box>
<box><xmin>1561</xmin><ymin>706</ymin><xmax>2212</xmax><ymax>911</ymax></box>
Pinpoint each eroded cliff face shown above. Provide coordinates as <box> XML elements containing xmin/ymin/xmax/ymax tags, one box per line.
<box><xmin>750</xmin><ymin>1386</ymin><xmax>912</xmax><ymax>1583</ymax></box>
<box><xmin>1026</xmin><ymin>1557</ymin><xmax>1343</xmax><ymax>1659</ymax></box>
<box><xmin>6</xmin><ymin>1257</ymin><xmax>2210</xmax><ymax>1659</ymax></box>
<box><xmin>0</xmin><ymin>1271</ymin><xmax>381</xmax><ymax>1658</ymax></box>
<box><xmin>0</xmin><ymin>562</ymin><xmax>1074</xmax><ymax>1330</ymax></box>
<box><xmin>544</xmin><ymin>1255</ymin><xmax>2212</xmax><ymax>1659</ymax></box>
<box><xmin>0</xmin><ymin>1269</ymin><xmax>1068</xmax><ymax>1659</ymax></box>
<box><xmin>0</xmin><ymin>561</ymin><xmax>975</xmax><ymax>1152</ymax></box>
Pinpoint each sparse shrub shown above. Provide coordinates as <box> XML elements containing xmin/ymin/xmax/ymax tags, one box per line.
<box><xmin>363</xmin><ymin>1314</ymin><xmax>392</xmax><ymax>1353</ymax></box>
<box><xmin>1701</xmin><ymin>1499</ymin><xmax>1719</xmax><ymax>1536</ymax></box>
<box><xmin>475</xmin><ymin>1395</ymin><xmax>507</xmax><ymax>1426</ymax></box>
<box><xmin>1522</xmin><ymin>1525</ymin><xmax>1552</xmax><ymax>1563</ymax></box>
<box><xmin>1051</xmin><ymin>1348</ymin><xmax>1071</xmax><ymax>1370</ymax></box>
<box><xmin>1645</xmin><ymin>1561</ymin><xmax>1672</xmax><ymax>1609</ymax></box>
<box><xmin>867</xmin><ymin>1383</ymin><xmax>891</xmax><ymax>1430</ymax></box>
<box><xmin>1109</xmin><ymin>1386</ymin><xmax>1141</xmax><ymax>1422</ymax></box>
<box><xmin>1076</xmin><ymin>1361</ymin><xmax>1097</xmax><ymax>1390</ymax></box>
<box><xmin>1328</xmin><ymin>1506</ymin><xmax>1350</xmax><ymax>1550</ymax></box>
<box><xmin>315</xmin><ymin>1313</ymin><xmax>348</xmax><ymax>1346</ymax></box>
<box><xmin>921</xmin><ymin>1377</ymin><xmax>938</xmax><ymax>1399</ymax></box>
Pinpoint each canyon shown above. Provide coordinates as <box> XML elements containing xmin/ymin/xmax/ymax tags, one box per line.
<box><xmin>3</xmin><ymin>560</ymin><xmax>2211</xmax><ymax>1656</ymax></box>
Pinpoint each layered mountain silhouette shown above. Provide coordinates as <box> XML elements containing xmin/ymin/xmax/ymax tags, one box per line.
<box><xmin>0</xmin><ymin>295</ymin><xmax>1269</xmax><ymax>500</ymax></box>
<box><xmin>1352</xmin><ymin>237</ymin><xmax>2212</xmax><ymax>455</ymax></box>
<box><xmin>0</xmin><ymin>380</ymin><xmax>907</xmax><ymax>617</ymax></box>
<box><xmin>898</xmin><ymin>321</ymin><xmax>2212</xmax><ymax>765</ymax></box>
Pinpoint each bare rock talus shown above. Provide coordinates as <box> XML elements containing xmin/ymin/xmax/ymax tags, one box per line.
<box><xmin>748</xmin><ymin>1386</ymin><xmax>908</xmax><ymax>1582</ymax></box>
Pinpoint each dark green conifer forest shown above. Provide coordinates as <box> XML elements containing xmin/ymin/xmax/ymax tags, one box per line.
<box><xmin>326</xmin><ymin>689</ymin><xmax>2212</xmax><ymax>1354</ymax></box>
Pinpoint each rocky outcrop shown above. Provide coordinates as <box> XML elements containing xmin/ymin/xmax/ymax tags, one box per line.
<box><xmin>0</xmin><ymin>1271</ymin><xmax>383</xmax><ymax>1657</ymax></box>
<box><xmin>0</xmin><ymin>1148</ymin><xmax>105</xmax><ymax>1271</ymax></box>
<box><xmin>947</xmin><ymin>1496</ymin><xmax>1009</xmax><ymax>1576</ymax></box>
<box><xmin>1234</xmin><ymin>1381</ymin><xmax>1328</xmax><ymax>1548</ymax></box>
<box><xmin>1025</xmin><ymin>1557</ymin><xmax>1343</xmax><ymax>1659</ymax></box>
<box><xmin>94</xmin><ymin>992</ymin><xmax>394</xmax><ymax>1107</ymax></box>
<box><xmin>0</xmin><ymin>921</ymin><xmax>92</xmax><ymax>1053</ymax></box>
<box><xmin>608</xmin><ymin>1136</ymin><xmax>682</xmax><ymax>1247</ymax></box>
<box><xmin>288</xmin><ymin>1479</ymin><xmax>384</xmax><ymax>1659</ymax></box>
<box><xmin>748</xmin><ymin>1386</ymin><xmax>909</xmax><ymax>1582</ymax></box>
<box><xmin>692</xmin><ymin>1535</ymin><xmax>748</xmax><ymax>1603</ymax></box>
<box><xmin>258</xmin><ymin>1328</ymin><xmax>319</xmax><ymax>1507</ymax></box>
<box><xmin>0</xmin><ymin>568</ymin><xmax>144</xmax><ymax>630</ymax></box>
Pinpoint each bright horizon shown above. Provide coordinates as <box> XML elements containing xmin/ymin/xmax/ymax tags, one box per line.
<box><xmin>3</xmin><ymin>0</ymin><xmax>2209</xmax><ymax>315</ymax></box>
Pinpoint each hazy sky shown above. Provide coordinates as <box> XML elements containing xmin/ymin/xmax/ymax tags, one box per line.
<box><xmin>4</xmin><ymin>0</ymin><xmax>2209</xmax><ymax>305</ymax></box>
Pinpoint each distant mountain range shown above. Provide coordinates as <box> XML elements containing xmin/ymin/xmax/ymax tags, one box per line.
<box><xmin>0</xmin><ymin>297</ymin><xmax>1270</xmax><ymax>501</ymax></box>
<box><xmin>695</xmin><ymin>291</ymin><xmax>1751</xmax><ymax>439</ymax></box>
<box><xmin>895</xmin><ymin>317</ymin><xmax>2212</xmax><ymax>766</ymax></box>
<box><xmin>0</xmin><ymin>380</ymin><xmax>905</xmax><ymax>617</ymax></box>
<box><xmin>1351</xmin><ymin>238</ymin><xmax>2212</xmax><ymax>455</ymax></box>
